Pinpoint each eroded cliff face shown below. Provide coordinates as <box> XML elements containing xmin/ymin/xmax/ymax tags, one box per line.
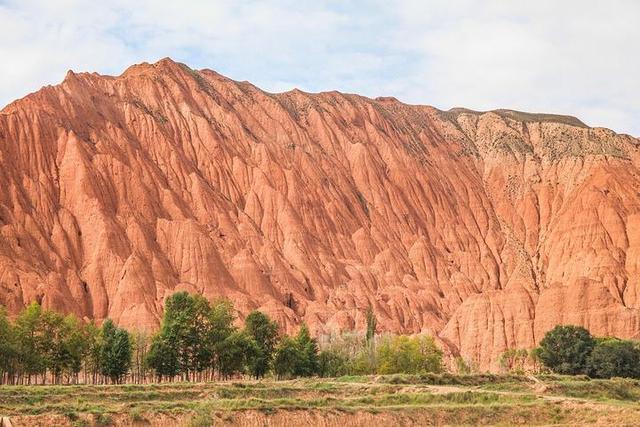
<box><xmin>1</xmin><ymin>58</ymin><xmax>639</xmax><ymax>369</ymax></box>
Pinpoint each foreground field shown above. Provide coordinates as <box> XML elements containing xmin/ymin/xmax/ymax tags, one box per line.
<box><xmin>2</xmin><ymin>374</ymin><xmax>640</xmax><ymax>426</ymax></box>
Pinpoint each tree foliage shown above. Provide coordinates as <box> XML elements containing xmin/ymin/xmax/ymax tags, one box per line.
<box><xmin>100</xmin><ymin>319</ymin><xmax>132</xmax><ymax>384</ymax></box>
<box><xmin>538</xmin><ymin>325</ymin><xmax>595</xmax><ymax>375</ymax></box>
<box><xmin>272</xmin><ymin>324</ymin><xmax>320</xmax><ymax>379</ymax></box>
<box><xmin>295</xmin><ymin>324</ymin><xmax>319</xmax><ymax>376</ymax></box>
<box><xmin>0</xmin><ymin>293</ymin><xmax>451</xmax><ymax>384</ymax></box>
<box><xmin>147</xmin><ymin>333</ymin><xmax>179</xmax><ymax>380</ymax></box>
<box><xmin>218</xmin><ymin>331</ymin><xmax>259</xmax><ymax>379</ymax></box>
<box><xmin>586</xmin><ymin>338</ymin><xmax>640</xmax><ymax>379</ymax></box>
<box><xmin>499</xmin><ymin>348</ymin><xmax>529</xmax><ymax>373</ymax></box>
<box><xmin>244</xmin><ymin>310</ymin><xmax>279</xmax><ymax>378</ymax></box>
<box><xmin>365</xmin><ymin>305</ymin><xmax>377</xmax><ymax>343</ymax></box>
<box><xmin>273</xmin><ymin>336</ymin><xmax>302</xmax><ymax>379</ymax></box>
<box><xmin>0</xmin><ymin>303</ymin><xmax>138</xmax><ymax>385</ymax></box>
<box><xmin>0</xmin><ymin>307</ymin><xmax>17</xmax><ymax>381</ymax></box>
<box><xmin>377</xmin><ymin>335</ymin><xmax>443</xmax><ymax>375</ymax></box>
<box><xmin>145</xmin><ymin>292</ymin><xmax>259</xmax><ymax>381</ymax></box>
<box><xmin>318</xmin><ymin>349</ymin><xmax>348</xmax><ymax>377</ymax></box>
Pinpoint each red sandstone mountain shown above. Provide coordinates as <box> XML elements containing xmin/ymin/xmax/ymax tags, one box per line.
<box><xmin>1</xmin><ymin>58</ymin><xmax>639</xmax><ymax>369</ymax></box>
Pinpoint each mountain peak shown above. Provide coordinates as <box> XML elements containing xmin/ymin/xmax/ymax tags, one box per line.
<box><xmin>445</xmin><ymin>107</ymin><xmax>588</xmax><ymax>128</ymax></box>
<box><xmin>119</xmin><ymin>57</ymin><xmax>192</xmax><ymax>79</ymax></box>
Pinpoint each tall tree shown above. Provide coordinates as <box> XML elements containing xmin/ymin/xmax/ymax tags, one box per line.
<box><xmin>84</xmin><ymin>321</ymin><xmax>103</xmax><ymax>384</ymax></box>
<box><xmin>62</xmin><ymin>315</ymin><xmax>89</xmax><ymax>384</ymax></box>
<box><xmin>162</xmin><ymin>292</ymin><xmax>196</xmax><ymax>376</ymax></box>
<box><xmin>147</xmin><ymin>292</ymin><xmax>237</xmax><ymax>380</ymax></box>
<box><xmin>190</xmin><ymin>295</ymin><xmax>215</xmax><ymax>374</ymax></box>
<box><xmin>244</xmin><ymin>311</ymin><xmax>279</xmax><ymax>378</ymax></box>
<box><xmin>207</xmin><ymin>298</ymin><xmax>236</xmax><ymax>376</ymax></box>
<box><xmin>365</xmin><ymin>305</ymin><xmax>377</xmax><ymax>343</ymax></box>
<box><xmin>40</xmin><ymin>309</ymin><xmax>67</xmax><ymax>383</ymax></box>
<box><xmin>217</xmin><ymin>331</ymin><xmax>259</xmax><ymax>379</ymax></box>
<box><xmin>295</xmin><ymin>324</ymin><xmax>318</xmax><ymax>377</ymax></box>
<box><xmin>0</xmin><ymin>307</ymin><xmax>17</xmax><ymax>384</ymax></box>
<box><xmin>13</xmin><ymin>303</ymin><xmax>46</xmax><ymax>383</ymax></box>
<box><xmin>131</xmin><ymin>331</ymin><xmax>150</xmax><ymax>384</ymax></box>
<box><xmin>100</xmin><ymin>319</ymin><xmax>132</xmax><ymax>383</ymax></box>
<box><xmin>273</xmin><ymin>336</ymin><xmax>302</xmax><ymax>380</ymax></box>
<box><xmin>159</xmin><ymin>292</ymin><xmax>218</xmax><ymax>379</ymax></box>
<box><xmin>147</xmin><ymin>334</ymin><xmax>180</xmax><ymax>381</ymax></box>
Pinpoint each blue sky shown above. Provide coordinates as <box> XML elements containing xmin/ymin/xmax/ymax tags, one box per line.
<box><xmin>1</xmin><ymin>0</ymin><xmax>639</xmax><ymax>135</ymax></box>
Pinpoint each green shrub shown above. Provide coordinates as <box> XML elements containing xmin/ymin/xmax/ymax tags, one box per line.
<box><xmin>499</xmin><ymin>348</ymin><xmax>528</xmax><ymax>373</ymax></box>
<box><xmin>586</xmin><ymin>338</ymin><xmax>640</xmax><ymax>379</ymax></box>
<box><xmin>376</xmin><ymin>335</ymin><xmax>443</xmax><ymax>374</ymax></box>
<box><xmin>95</xmin><ymin>413</ymin><xmax>113</xmax><ymax>426</ymax></box>
<box><xmin>318</xmin><ymin>349</ymin><xmax>348</xmax><ymax>377</ymax></box>
<box><xmin>63</xmin><ymin>409</ymin><xmax>79</xmax><ymax>420</ymax></box>
<box><xmin>346</xmin><ymin>349</ymin><xmax>376</xmax><ymax>375</ymax></box>
<box><xmin>455</xmin><ymin>356</ymin><xmax>472</xmax><ymax>374</ymax></box>
<box><xmin>539</xmin><ymin>325</ymin><xmax>595</xmax><ymax>375</ymax></box>
<box><xmin>129</xmin><ymin>407</ymin><xmax>145</xmax><ymax>422</ymax></box>
<box><xmin>188</xmin><ymin>410</ymin><xmax>214</xmax><ymax>427</ymax></box>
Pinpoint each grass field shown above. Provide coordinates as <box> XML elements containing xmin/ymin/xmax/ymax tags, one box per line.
<box><xmin>2</xmin><ymin>374</ymin><xmax>640</xmax><ymax>426</ymax></box>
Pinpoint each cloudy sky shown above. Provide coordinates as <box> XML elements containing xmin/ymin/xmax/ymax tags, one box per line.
<box><xmin>1</xmin><ymin>0</ymin><xmax>638</xmax><ymax>135</ymax></box>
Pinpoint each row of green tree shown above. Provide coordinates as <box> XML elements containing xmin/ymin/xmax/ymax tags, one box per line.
<box><xmin>0</xmin><ymin>293</ymin><xmax>445</xmax><ymax>385</ymax></box>
<box><xmin>142</xmin><ymin>293</ymin><xmax>444</xmax><ymax>381</ymax></box>
<box><xmin>499</xmin><ymin>325</ymin><xmax>640</xmax><ymax>379</ymax></box>
<box><xmin>4</xmin><ymin>296</ymin><xmax>640</xmax><ymax>385</ymax></box>
<box><xmin>0</xmin><ymin>303</ymin><xmax>132</xmax><ymax>385</ymax></box>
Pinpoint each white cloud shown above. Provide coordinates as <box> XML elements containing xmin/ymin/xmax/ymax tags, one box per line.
<box><xmin>0</xmin><ymin>0</ymin><xmax>638</xmax><ymax>135</ymax></box>
<box><xmin>386</xmin><ymin>0</ymin><xmax>640</xmax><ymax>135</ymax></box>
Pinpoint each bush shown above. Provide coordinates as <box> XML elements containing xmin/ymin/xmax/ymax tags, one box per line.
<box><xmin>538</xmin><ymin>325</ymin><xmax>595</xmax><ymax>375</ymax></box>
<box><xmin>586</xmin><ymin>338</ymin><xmax>640</xmax><ymax>379</ymax></box>
<box><xmin>95</xmin><ymin>413</ymin><xmax>113</xmax><ymax>426</ymax></box>
<box><xmin>188</xmin><ymin>410</ymin><xmax>213</xmax><ymax>427</ymax></box>
<box><xmin>454</xmin><ymin>356</ymin><xmax>472</xmax><ymax>374</ymax></box>
<box><xmin>318</xmin><ymin>349</ymin><xmax>348</xmax><ymax>377</ymax></box>
<box><xmin>376</xmin><ymin>335</ymin><xmax>443</xmax><ymax>375</ymax></box>
<box><xmin>63</xmin><ymin>409</ymin><xmax>79</xmax><ymax>420</ymax></box>
<box><xmin>129</xmin><ymin>407</ymin><xmax>145</xmax><ymax>422</ymax></box>
<box><xmin>320</xmin><ymin>332</ymin><xmax>376</xmax><ymax>375</ymax></box>
<box><xmin>499</xmin><ymin>348</ymin><xmax>528</xmax><ymax>373</ymax></box>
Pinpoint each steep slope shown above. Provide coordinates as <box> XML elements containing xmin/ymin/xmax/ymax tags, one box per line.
<box><xmin>1</xmin><ymin>58</ymin><xmax>639</xmax><ymax>369</ymax></box>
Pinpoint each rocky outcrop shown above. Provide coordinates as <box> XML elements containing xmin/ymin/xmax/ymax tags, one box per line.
<box><xmin>1</xmin><ymin>58</ymin><xmax>639</xmax><ymax>369</ymax></box>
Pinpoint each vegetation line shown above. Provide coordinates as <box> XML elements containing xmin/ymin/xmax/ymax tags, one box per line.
<box><xmin>1</xmin><ymin>293</ymin><xmax>639</xmax><ymax>386</ymax></box>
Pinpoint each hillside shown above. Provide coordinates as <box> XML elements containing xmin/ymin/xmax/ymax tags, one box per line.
<box><xmin>1</xmin><ymin>58</ymin><xmax>639</xmax><ymax>369</ymax></box>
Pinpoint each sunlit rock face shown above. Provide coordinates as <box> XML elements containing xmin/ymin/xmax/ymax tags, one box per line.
<box><xmin>1</xmin><ymin>58</ymin><xmax>639</xmax><ymax>369</ymax></box>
